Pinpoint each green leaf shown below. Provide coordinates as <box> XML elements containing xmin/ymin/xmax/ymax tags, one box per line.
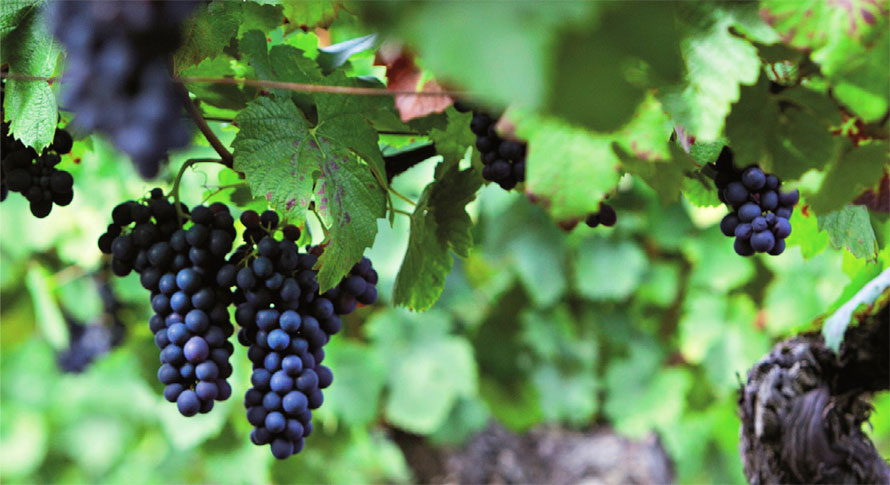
<box><xmin>658</xmin><ymin>3</ymin><xmax>764</xmax><ymax>141</ymax></box>
<box><xmin>573</xmin><ymin>237</ymin><xmax>646</xmax><ymax>301</ymax></box>
<box><xmin>785</xmin><ymin>202</ymin><xmax>829</xmax><ymax>258</ymax></box>
<box><xmin>239</xmin><ymin>29</ymin><xmax>324</xmax><ymax>113</ymax></box>
<box><xmin>232</xmin><ymin>96</ymin><xmax>317</xmax><ymax>220</ymax></box>
<box><xmin>393</xmin><ymin>165</ymin><xmax>481</xmax><ymax>310</ymax></box>
<box><xmin>384</xmin><ymin>337</ymin><xmax>477</xmax><ymax>433</ymax></box>
<box><xmin>3</xmin><ymin>6</ymin><xmax>60</xmax><ymax>151</ymax></box>
<box><xmin>367</xmin><ymin>309</ymin><xmax>478</xmax><ymax>434</ymax></box>
<box><xmin>173</xmin><ymin>0</ymin><xmax>242</xmax><ymax>72</ymax></box>
<box><xmin>603</xmin><ymin>342</ymin><xmax>692</xmax><ymax>437</ymax></box>
<box><xmin>282</xmin><ymin>1</ymin><xmax>340</xmax><ymax>32</ymax></box>
<box><xmin>817</xmin><ymin>204</ymin><xmax>879</xmax><ymax>260</ymax></box>
<box><xmin>317</xmin><ymin>33</ymin><xmax>378</xmax><ymax>74</ymax></box>
<box><xmin>313</xmin><ymin>140</ymin><xmax>386</xmax><ymax>292</ymax></box>
<box><xmin>427</xmin><ymin>109</ymin><xmax>474</xmax><ymax>171</ymax></box>
<box><xmin>762</xmin><ymin>0</ymin><xmax>889</xmax><ymax>121</ymax></box>
<box><xmin>358</xmin><ymin>2</ymin><xmax>592</xmax><ymax>110</ymax></box>
<box><xmin>25</xmin><ymin>264</ymin><xmax>68</xmax><ymax>350</ymax></box>
<box><xmin>808</xmin><ymin>142</ymin><xmax>889</xmax><ymax>214</ymax></box>
<box><xmin>614</xmin><ymin>142</ymin><xmax>697</xmax><ymax>205</ymax></box>
<box><xmin>238</xmin><ymin>1</ymin><xmax>283</xmax><ymax>38</ymax></box>
<box><xmin>823</xmin><ymin>268</ymin><xmax>890</xmax><ymax>352</ymax></box>
<box><xmin>314</xmin><ymin>72</ymin><xmax>393</xmax><ymax>191</ymax></box>
<box><xmin>0</xmin><ymin>0</ymin><xmax>37</xmax><ymax>39</ymax></box>
<box><xmin>514</xmin><ymin>113</ymin><xmax>622</xmax><ymax>222</ymax></box>
<box><xmin>548</xmin><ymin>3</ymin><xmax>683</xmax><ymax>131</ymax></box>
<box><xmin>725</xmin><ymin>77</ymin><xmax>841</xmax><ymax>180</ymax></box>
<box><xmin>323</xmin><ymin>339</ymin><xmax>386</xmax><ymax>427</ymax></box>
<box><xmin>181</xmin><ymin>56</ymin><xmax>251</xmax><ymax>110</ymax></box>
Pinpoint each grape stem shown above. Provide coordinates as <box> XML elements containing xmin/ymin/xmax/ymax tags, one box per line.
<box><xmin>173</xmin><ymin>80</ymin><xmax>235</xmax><ymax>168</ymax></box>
<box><xmin>169</xmin><ymin>158</ymin><xmax>222</xmax><ymax>225</ymax></box>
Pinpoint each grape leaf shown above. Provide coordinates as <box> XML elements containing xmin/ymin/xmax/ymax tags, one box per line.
<box><xmin>614</xmin><ymin>142</ymin><xmax>697</xmax><ymax>205</ymax></box>
<box><xmin>548</xmin><ymin>2</ymin><xmax>683</xmax><ymax>131</ymax></box>
<box><xmin>762</xmin><ymin>0</ymin><xmax>889</xmax><ymax>121</ymax></box>
<box><xmin>238</xmin><ymin>1</ymin><xmax>283</xmax><ymax>38</ymax></box>
<box><xmin>356</xmin><ymin>2</ymin><xmax>593</xmax><ymax>111</ymax></box>
<box><xmin>181</xmin><ymin>56</ymin><xmax>250</xmax><ymax>111</ymax></box>
<box><xmin>514</xmin><ymin>113</ymin><xmax>622</xmax><ymax>222</ymax></box>
<box><xmin>232</xmin><ymin>96</ymin><xmax>317</xmax><ymax>220</ymax></box>
<box><xmin>173</xmin><ymin>0</ymin><xmax>241</xmax><ymax>73</ymax></box>
<box><xmin>808</xmin><ymin>141</ymin><xmax>889</xmax><ymax>215</ymax></box>
<box><xmin>2</xmin><ymin>6</ymin><xmax>60</xmax><ymax>151</ymax></box>
<box><xmin>573</xmin><ymin>238</ymin><xmax>647</xmax><ymax>301</ymax></box>
<box><xmin>314</xmin><ymin>72</ymin><xmax>392</xmax><ymax>191</ymax></box>
<box><xmin>323</xmin><ymin>339</ymin><xmax>386</xmax><ymax>427</ymax></box>
<box><xmin>393</xmin><ymin>164</ymin><xmax>481</xmax><ymax>311</ymax></box>
<box><xmin>612</xmin><ymin>93</ymin><xmax>673</xmax><ymax>162</ymax></box>
<box><xmin>239</xmin><ymin>29</ymin><xmax>323</xmax><ymax>113</ymax></box>
<box><xmin>367</xmin><ymin>309</ymin><xmax>478</xmax><ymax>434</ymax></box>
<box><xmin>817</xmin><ymin>205</ymin><xmax>879</xmax><ymax>260</ymax></box>
<box><xmin>313</xmin><ymin>141</ymin><xmax>386</xmax><ymax>292</ymax></box>
<box><xmin>726</xmin><ymin>77</ymin><xmax>842</xmax><ymax>180</ymax></box>
<box><xmin>0</xmin><ymin>0</ymin><xmax>36</xmax><ymax>38</ymax></box>
<box><xmin>427</xmin><ymin>109</ymin><xmax>474</xmax><ymax>171</ymax></box>
<box><xmin>658</xmin><ymin>3</ymin><xmax>765</xmax><ymax>142</ymax></box>
<box><xmin>282</xmin><ymin>1</ymin><xmax>341</xmax><ymax>33</ymax></box>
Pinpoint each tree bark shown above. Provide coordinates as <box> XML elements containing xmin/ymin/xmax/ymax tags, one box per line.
<box><xmin>738</xmin><ymin>302</ymin><xmax>889</xmax><ymax>484</ymax></box>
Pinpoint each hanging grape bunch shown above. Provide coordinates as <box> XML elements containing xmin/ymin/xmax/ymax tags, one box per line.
<box><xmin>48</xmin><ymin>1</ymin><xmax>198</xmax><ymax>178</ymax></box>
<box><xmin>98</xmin><ymin>190</ymin><xmax>238</xmax><ymax>416</ymax></box>
<box><xmin>454</xmin><ymin>102</ymin><xmax>526</xmax><ymax>190</ymax></box>
<box><xmin>220</xmin><ymin>210</ymin><xmax>378</xmax><ymax>459</ymax></box>
<box><xmin>1</xmin><ymin>119</ymin><xmax>75</xmax><ymax>217</ymax></box>
<box><xmin>710</xmin><ymin>147</ymin><xmax>799</xmax><ymax>256</ymax></box>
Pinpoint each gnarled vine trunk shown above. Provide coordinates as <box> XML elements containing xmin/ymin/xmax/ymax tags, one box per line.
<box><xmin>738</xmin><ymin>302</ymin><xmax>889</xmax><ymax>484</ymax></box>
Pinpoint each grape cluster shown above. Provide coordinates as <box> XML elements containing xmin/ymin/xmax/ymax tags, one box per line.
<box><xmin>56</xmin><ymin>275</ymin><xmax>126</xmax><ymax>373</ymax></box>
<box><xmin>98</xmin><ymin>190</ymin><xmax>237</xmax><ymax>416</ymax></box>
<box><xmin>584</xmin><ymin>202</ymin><xmax>617</xmax><ymax>229</ymax></box>
<box><xmin>1</xmin><ymin>120</ymin><xmax>75</xmax><ymax>217</ymax></box>
<box><xmin>711</xmin><ymin>147</ymin><xmax>799</xmax><ymax>256</ymax></box>
<box><xmin>49</xmin><ymin>1</ymin><xmax>198</xmax><ymax>178</ymax></box>
<box><xmin>222</xmin><ymin>210</ymin><xmax>377</xmax><ymax>459</ymax></box>
<box><xmin>455</xmin><ymin>103</ymin><xmax>526</xmax><ymax>190</ymax></box>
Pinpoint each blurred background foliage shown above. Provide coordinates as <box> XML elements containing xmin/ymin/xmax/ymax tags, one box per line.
<box><xmin>2</xmin><ymin>1</ymin><xmax>889</xmax><ymax>484</ymax></box>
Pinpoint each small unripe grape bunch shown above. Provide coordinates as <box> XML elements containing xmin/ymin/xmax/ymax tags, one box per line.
<box><xmin>585</xmin><ymin>202</ymin><xmax>617</xmax><ymax>229</ymax></box>
<box><xmin>454</xmin><ymin>102</ymin><xmax>526</xmax><ymax>191</ymax></box>
<box><xmin>710</xmin><ymin>147</ymin><xmax>798</xmax><ymax>256</ymax></box>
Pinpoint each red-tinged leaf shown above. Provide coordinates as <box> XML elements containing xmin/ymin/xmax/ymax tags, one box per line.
<box><xmin>375</xmin><ymin>45</ymin><xmax>453</xmax><ymax>122</ymax></box>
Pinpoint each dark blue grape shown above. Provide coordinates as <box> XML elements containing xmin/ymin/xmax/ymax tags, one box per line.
<box><xmin>773</xmin><ymin>218</ymin><xmax>792</xmax><ymax>239</ymax></box>
<box><xmin>742</xmin><ymin>167</ymin><xmax>766</xmax><ymax>191</ymax></box>
<box><xmin>751</xmin><ymin>230</ymin><xmax>775</xmax><ymax>253</ymax></box>
<box><xmin>768</xmin><ymin>238</ymin><xmax>786</xmax><ymax>256</ymax></box>
<box><xmin>177</xmin><ymin>390</ymin><xmax>201</xmax><ymax>417</ymax></box>
<box><xmin>184</xmin><ymin>336</ymin><xmax>209</xmax><ymax>363</ymax></box>
<box><xmin>760</xmin><ymin>191</ymin><xmax>778</xmax><ymax>211</ymax></box>
<box><xmin>724</xmin><ymin>182</ymin><xmax>748</xmax><ymax>206</ymax></box>
<box><xmin>282</xmin><ymin>355</ymin><xmax>303</xmax><ymax>376</ymax></box>
<box><xmin>751</xmin><ymin>217</ymin><xmax>767</xmax><ymax>232</ymax></box>
<box><xmin>738</xmin><ymin>203</ymin><xmax>761</xmax><ymax>222</ymax></box>
<box><xmin>282</xmin><ymin>391</ymin><xmax>308</xmax><ymax>414</ymax></box>
<box><xmin>734</xmin><ymin>237</ymin><xmax>755</xmax><ymax>256</ymax></box>
<box><xmin>720</xmin><ymin>214</ymin><xmax>739</xmax><ymax>237</ymax></box>
<box><xmin>778</xmin><ymin>188</ymin><xmax>799</xmax><ymax>206</ymax></box>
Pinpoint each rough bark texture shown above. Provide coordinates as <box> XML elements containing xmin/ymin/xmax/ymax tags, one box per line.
<box><xmin>738</xmin><ymin>303</ymin><xmax>890</xmax><ymax>484</ymax></box>
<box><xmin>392</xmin><ymin>423</ymin><xmax>674</xmax><ymax>484</ymax></box>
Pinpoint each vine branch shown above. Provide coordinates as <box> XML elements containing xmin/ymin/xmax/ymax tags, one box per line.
<box><xmin>1</xmin><ymin>73</ymin><xmax>467</xmax><ymax>97</ymax></box>
<box><xmin>174</xmin><ymin>81</ymin><xmax>234</xmax><ymax>168</ymax></box>
<box><xmin>384</xmin><ymin>143</ymin><xmax>438</xmax><ymax>181</ymax></box>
